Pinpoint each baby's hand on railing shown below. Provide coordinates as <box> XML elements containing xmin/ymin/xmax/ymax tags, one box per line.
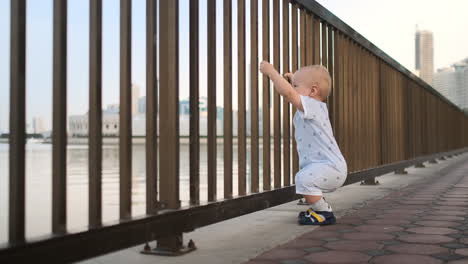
<box><xmin>259</xmin><ymin>61</ymin><xmax>275</xmax><ymax>76</ymax></box>
<box><xmin>283</xmin><ymin>72</ymin><xmax>294</xmax><ymax>82</ymax></box>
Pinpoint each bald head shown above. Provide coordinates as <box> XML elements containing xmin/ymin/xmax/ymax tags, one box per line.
<box><xmin>293</xmin><ymin>65</ymin><xmax>332</xmax><ymax>100</ymax></box>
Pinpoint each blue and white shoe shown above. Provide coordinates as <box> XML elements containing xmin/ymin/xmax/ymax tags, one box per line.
<box><xmin>298</xmin><ymin>208</ymin><xmax>336</xmax><ymax>225</ymax></box>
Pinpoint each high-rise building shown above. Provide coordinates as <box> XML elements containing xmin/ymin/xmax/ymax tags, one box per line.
<box><xmin>32</xmin><ymin>116</ymin><xmax>46</xmax><ymax>134</ymax></box>
<box><xmin>132</xmin><ymin>84</ymin><xmax>140</xmax><ymax>116</ymax></box>
<box><xmin>433</xmin><ymin>58</ymin><xmax>468</xmax><ymax>110</ymax></box>
<box><xmin>415</xmin><ymin>29</ymin><xmax>434</xmax><ymax>85</ymax></box>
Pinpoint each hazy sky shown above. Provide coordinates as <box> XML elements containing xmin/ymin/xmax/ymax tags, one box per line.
<box><xmin>0</xmin><ymin>0</ymin><xmax>467</xmax><ymax>132</ymax></box>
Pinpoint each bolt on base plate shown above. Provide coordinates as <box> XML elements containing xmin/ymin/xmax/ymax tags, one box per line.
<box><xmin>414</xmin><ymin>163</ymin><xmax>426</xmax><ymax>168</ymax></box>
<box><xmin>394</xmin><ymin>168</ymin><xmax>408</xmax><ymax>174</ymax></box>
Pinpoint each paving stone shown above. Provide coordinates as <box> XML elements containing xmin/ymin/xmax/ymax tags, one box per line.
<box><xmin>335</xmin><ymin>217</ymin><xmax>364</xmax><ymax>225</ymax></box>
<box><xmin>460</xmin><ymin>237</ymin><xmax>468</xmax><ymax>244</ymax></box>
<box><xmin>244</xmin><ymin>260</ymin><xmax>277</xmax><ymax>264</ymax></box>
<box><xmin>385</xmin><ymin>243</ymin><xmax>448</xmax><ymax>255</ymax></box>
<box><xmin>300</xmin><ymin>231</ymin><xmax>340</xmax><ymax>240</ymax></box>
<box><xmin>455</xmin><ymin>248</ymin><xmax>468</xmax><ymax>256</ymax></box>
<box><xmin>398</xmin><ymin>234</ymin><xmax>454</xmax><ymax>244</ymax></box>
<box><xmin>365</xmin><ymin>249</ymin><xmax>388</xmax><ymax>256</ymax></box>
<box><xmin>433</xmin><ymin>206</ymin><xmax>468</xmax><ymax>211</ymax></box>
<box><xmin>324</xmin><ymin>240</ymin><xmax>383</xmax><ymax>251</ymax></box>
<box><xmin>407</xmin><ymin>227</ymin><xmax>458</xmax><ymax>235</ymax></box>
<box><xmin>304</xmin><ymin>250</ymin><xmax>371</xmax><ymax>263</ymax></box>
<box><xmin>280</xmin><ymin>260</ymin><xmax>308</xmax><ymax>264</ymax></box>
<box><xmin>432</xmin><ymin>253</ymin><xmax>465</xmax><ymax>261</ymax></box>
<box><xmin>354</xmin><ymin>225</ymin><xmax>403</xmax><ymax>233</ymax></box>
<box><xmin>318</xmin><ymin>224</ymin><xmax>355</xmax><ymax>232</ymax></box>
<box><xmin>380</xmin><ymin>240</ymin><xmax>401</xmax><ymax>246</ymax></box>
<box><xmin>322</xmin><ymin>237</ymin><xmax>341</xmax><ymax>242</ymax></box>
<box><xmin>449</xmin><ymin>234</ymin><xmax>467</xmax><ymax>239</ymax></box>
<box><xmin>375</xmin><ymin>213</ymin><xmax>418</xmax><ymax>220</ymax></box>
<box><xmin>256</xmin><ymin>249</ymin><xmax>307</xmax><ymax>260</ymax></box>
<box><xmin>279</xmin><ymin>239</ymin><xmax>324</xmax><ymax>249</ymax></box>
<box><xmin>437</xmin><ymin>201</ymin><xmax>468</xmax><ymax>206</ymax></box>
<box><xmin>442</xmin><ymin>243</ymin><xmax>468</xmax><ymax>249</ymax></box>
<box><xmin>303</xmin><ymin>247</ymin><xmax>327</xmax><ymax>253</ymax></box>
<box><xmin>371</xmin><ymin>254</ymin><xmax>442</xmax><ymax>264</ymax></box>
<box><xmin>400</xmin><ymin>200</ymin><xmax>432</xmax><ymax>205</ymax></box>
<box><xmin>415</xmin><ymin>220</ymin><xmax>461</xmax><ymax>227</ymax></box>
<box><xmin>342</xmin><ymin>232</ymin><xmax>394</xmax><ymax>241</ymax></box>
<box><xmin>422</xmin><ymin>215</ymin><xmax>465</xmax><ymax>221</ymax></box>
<box><xmin>385</xmin><ymin>209</ymin><xmax>424</xmax><ymax>214</ymax></box>
<box><xmin>280</xmin><ymin>259</ymin><xmax>307</xmax><ymax>264</ymax></box>
<box><xmin>446</xmin><ymin>259</ymin><xmax>468</xmax><ymax>264</ymax></box>
<box><xmin>430</xmin><ymin>210</ymin><xmax>467</xmax><ymax>216</ymax></box>
<box><xmin>367</xmin><ymin>219</ymin><xmax>410</xmax><ymax>225</ymax></box>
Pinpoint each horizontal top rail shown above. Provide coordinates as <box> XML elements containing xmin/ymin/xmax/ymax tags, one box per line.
<box><xmin>293</xmin><ymin>0</ymin><xmax>463</xmax><ymax>113</ymax></box>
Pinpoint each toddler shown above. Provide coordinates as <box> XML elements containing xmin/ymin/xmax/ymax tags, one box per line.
<box><xmin>260</xmin><ymin>61</ymin><xmax>348</xmax><ymax>225</ymax></box>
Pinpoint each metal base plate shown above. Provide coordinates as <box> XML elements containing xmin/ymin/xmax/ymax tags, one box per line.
<box><xmin>360</xmin><ymin>179</ymin><xmax>380</xmax><ymax>185</ymax></box>
<box><xmin>141</xmin><ymin>244</ymin><xmax>196</xmax><ymax>256</ymax></box>
<box><xmin>394</xmin><ymin>168</ymin><xmax>408</xmax><ymax>175</ymax></box>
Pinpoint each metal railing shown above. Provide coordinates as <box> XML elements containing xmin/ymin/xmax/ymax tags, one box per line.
<box><xmin>2</xmin><ymin>0</ymin><xmax>468</xmax><ymax>262</ymax></box>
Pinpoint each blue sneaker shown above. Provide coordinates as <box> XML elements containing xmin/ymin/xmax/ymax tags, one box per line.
<box><xmin>298</xmin><ymin>209</ymin><xmax>336</xmax><ymax>225</ymax></box>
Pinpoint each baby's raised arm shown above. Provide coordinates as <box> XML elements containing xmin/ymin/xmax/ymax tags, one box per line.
<box><xmin>259</xmin><ymin>61</ymin><xmax>303</xmax><ymax>111</ymax></box>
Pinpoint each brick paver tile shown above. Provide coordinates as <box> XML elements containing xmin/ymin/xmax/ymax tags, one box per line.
<box><xmin>255</xmin><ymin>249</ymin><xmax>307</xmax><ymax>260</ymax></box>
<box><xmin>354</xmin><ymin>225</ymin><xmax>403</xmax><ymax>233</ymax></box>
<box><xmin>342</xmin><ymin>232</ymin><xmax>394</xmax><ymax>241</ymax></box>
<box><xmin>422</xmin><ymin>215</ymin><xmax>465</xmax><ymax>221</ymax></box>
<box><xmin>324</xmin><ymin>240</ymin><xmax>383</xmax><ymax>251</ymax></box>
<box><xmin>433</xmin><ymin>206</ymin><xmax>468</xmax><ymax>211</ymax></box>
<box><xmin>447</xmin><ymin>260</ymin><xmax>468</xmax><ymax>264</ymax></box>
<box><xmin>386</xmin><ymin>243</ymin><xmax>448</xmax><ymax>255</ymax></box>
<box><xmin>367</xmin><ymin>219</ymin><xmax>410</xmax><ymax>225</ymax></box>
<box><xmin>455</xmin><ymin>248</ymin><xmax>468</xmax><ymax>256</ymax></box>
<box><xmin>304</xmin><ymin>250</ymin><xmax>371</xmax><ymax>263</ymax></box>
<box><xmin>371</xmin><ymin>254</ymin><xmax>443</xmax><ymax>264</ymax></box>
<box><xmin>415</xmin><ymin>220</ymin><xmax>461</xmax><ymax>227</ymax></box>
<box><xmin>407</xmin><ymin>227</ymin><xmax>458</xmax><ymax>235</ymax></box>
<box><xmin>244</xmin><ymin>260</ymin><xmax>277</xmax><ymax>264</ymax></box>
<box><xmin>398</xmin><ymin>234</ymin><xmax>455</xmax><ymax>244</ymax></box>
<box><xmin>279</xmin><ymin>239</ymin><xmax>324</xmax><ymax>249</ymax></box>
<box><xmin>430</xmin><ymin>210</ymin><xmax>466</xmax><ymax>216</ymax></box>
<box><xmin>300</xmin><ymin>231</ymin><xmax>341</xmax><ymax>240</ymax></box>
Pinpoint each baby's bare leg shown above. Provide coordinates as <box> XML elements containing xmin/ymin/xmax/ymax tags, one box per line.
<box><xmin>304</xmin><ymin>195</ymin><xmax>322</xmax><ymax>204</ymax></box>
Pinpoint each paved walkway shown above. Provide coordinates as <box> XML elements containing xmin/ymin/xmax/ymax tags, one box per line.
<box><xmin>244</xmin><ymin>156</ymin><xmax>468</xmax><ymax>264</ymax></box>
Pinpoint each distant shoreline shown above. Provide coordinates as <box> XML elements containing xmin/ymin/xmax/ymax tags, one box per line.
<box><xmin>0</xmin><ymin>137</ymin><xmax>266</xmax><ymax>145</ymax></box>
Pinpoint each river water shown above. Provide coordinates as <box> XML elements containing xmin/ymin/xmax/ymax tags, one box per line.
<box><xmin>0</xmin><ymin>141</ymin><xmax>287</xmax><ymax>243</ymax></box>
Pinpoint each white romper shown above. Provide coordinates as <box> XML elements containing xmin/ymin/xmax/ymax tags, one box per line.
<box><xmin>294</xmin><ymin>95</ymin><xmax>348</xmax><ymax>196</ymax></box>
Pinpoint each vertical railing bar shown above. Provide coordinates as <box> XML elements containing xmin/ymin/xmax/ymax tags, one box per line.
<box><xmin>321</xmin><ymin>22</ymin><xmax>327</xmax><ymax>66</ymax></box>
<box><xmin>328</xmin><ymin>26</ymin><xmax>335</xmax><ymax>133</ymax></box>
<box><xmin>262</xmin><ymin>0</ymin><xmax>271</xmax><ymax>191</ymax></box>
<box><xmin>189</xmin><ymin>0</ymin><xmax>200</xmax><ymax>205</ymax></box>
<box><xmin>89</xmin><ymin>0</ymin><xmax>103</xmax><ymax>226</ymax></box>
<box><xmin>9</xmin><ymin>0</ymin><xmax>26</xmax><ymax>244</ymax></box>
<box><xmin>250</xmin><ymin>0</ymin><xmax>259</xmax><ymax>193</ymax></box>
<box><xmin>159</xmin><ymin>0</ymin><xmax>180</xmax><ymax>209</ymax></box>
<box><xmin>145</xmin><ymin>0</ymin><xmax>159</xmax><ymax>214</ymax></box>
<box><xmin>282</xmin><ymin>0</ymin><xmax>290</xmax><ymax>187</ymax></box>
<box><xmin>52</xmin><ymin>0</ymin><xmax>68</xmax><ymax>234</ymax></box>
<box><xmin>291</xmin><ymin>4</ymin><xmax>299</xmax><ymax>179</ymax></box>
<box><xmin>238</xmin><ymin>0</ymin><xmax>246</xmax><ymax>196</ymax></box>
<box><xmin>224</xmin><ymin>0</ymin><xmax>233</xmax><ymax>199</ymax></box>
<box><xmin>273</xmin><ymin>0</ymin><xmax>281</xmax><ymax>189</ymax></box>
<box><xmin>146</xmin><ymin>0</ymin><xmax>158</xmax><ymax>213</ymax></box>
<box><xmin>305</xmin><ymin>12</ymin><xmax>312</xmax><ymax>65</ymax></box>
<box><xmin>119</xmin><ymin>0</ymin><xmax>132</xmax><ymax>220</ymax></box>
<box><xmin>207</xmin><ymin>0</ymin><xmax>217</xmax><ymax>201</ymax></box>
<box><xmin>313</xmin><ymin>16</ymin><xmax>320</xmax><ymax>64</ymax></box>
